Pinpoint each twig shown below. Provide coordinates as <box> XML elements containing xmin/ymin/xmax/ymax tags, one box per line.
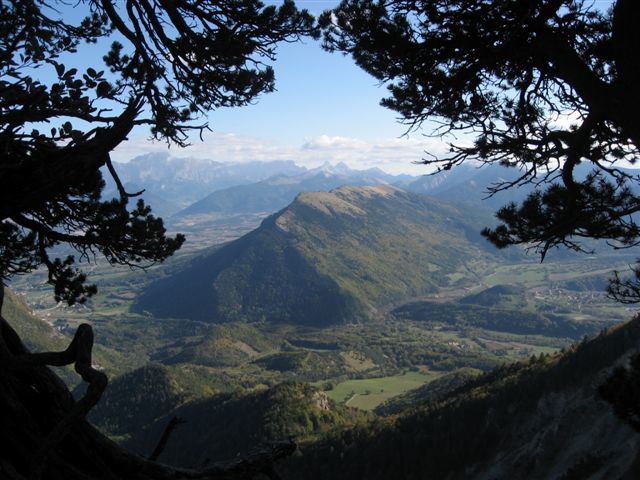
<box><xmin>149</xmin><ymin>416</ymin><xmax>186</xmax><ymax>462</ymax></box>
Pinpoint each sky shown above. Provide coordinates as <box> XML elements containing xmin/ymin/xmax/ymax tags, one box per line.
<box><xmin>109</xmin><ymin>0</ymin><xmax>451</xmax><ymax>175</ymax></box>
<box><xmin>59</xmin><ymin>0</ymin><xmax>615</xmax><ymax>175</ymax></box>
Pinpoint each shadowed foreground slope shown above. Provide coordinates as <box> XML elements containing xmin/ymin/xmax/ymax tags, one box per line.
<box><xmin>0</xmin><ymin>291</ymin><xmax>295</xmax><ymax>480</ymax></box>
<box><xmin>281</xmin><ymin>317</ymin><xmax>640</xmax><ymax>479</ymax></box>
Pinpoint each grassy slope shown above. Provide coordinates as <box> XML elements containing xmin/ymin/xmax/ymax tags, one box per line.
<box><xmin>1</xmin><ymin>290</ymin><xmax>68</xmax><ymax>353</ymax></box>
<box><xmin>1</xmin><ymin>290</ymin><xmax>80</xmax><ymax>386</ymax></box>
<box><xmin>324</xmin><ymin>371</ymin><xmax>441</xmax><ymax>410</ymax></box>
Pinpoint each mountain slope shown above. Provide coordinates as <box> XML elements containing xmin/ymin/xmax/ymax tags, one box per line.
<box><xmin>88</xmin><ymin>364</ymin><xmax>187</xmax><ymax>437</ymax></box>
<box><xmin>121</xmin><ymin>382</ymin><xmax>368</xmax><ymax>467</ymax></box>
<box><xmin>176</xmin><ymin>171</ymin><xmax>389</xmax><ymax>217</ymax></box>
<box><xmin>281</xmin><ymin>317</ymin><xmax>640</xmax><ymax>479</ymax></box>
<box><xmin>1</xmin><ymin>290</ymin><xmax>87</xmax><ymax>386</ymax></box>
<box><xmin>105</xmin><ymin>153</ymin><xmax>307</xmax><ymax>214</ymax></box>
<box><xmin>392</xmin><ymin>300</ymin><xmax>597</xmax><ymax>338</ymax></box>
<box><xmin>1</xmin><ymin>290</ymin><xmax>68</xmax><ymax>354</ymax></box>
<box><xmin>134</xmin><ymin>186</ymin><xmax>498</xmax><ymax>325</ymax></box>
<box><xmin>135</xmin><ymin>219</ymin><xmax>360</xmax><ymax>325</ymax></box>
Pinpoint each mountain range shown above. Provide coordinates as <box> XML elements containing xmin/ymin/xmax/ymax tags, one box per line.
<box><xmin>105</xmin><ymin>153</ymin><xmax>640</xmax><ymax>225</ymax></box>
<box><xmin>176</xmin><ymin>167</ymin><xmax>402</xmax><ymax>217</ymax></box>
<box><xmin>105</xmin><ymin>154</ymin><xmax>533</xmax><ymax>220</ymax></box>
<box><xmin>105</xmin><ymin>153</ymin><xmax>307</xmax><ymax>216</ymax></box>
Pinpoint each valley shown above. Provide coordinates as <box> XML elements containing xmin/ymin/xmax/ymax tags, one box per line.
<box><xmin>4</xmin><ymin>158</ymin><xmax>639</xmax><ymax>475</ymax></box>
<box><xmin>5</xmin><ymin>4</ymin><xmax>640</xmax><ymax>479</ymax></box>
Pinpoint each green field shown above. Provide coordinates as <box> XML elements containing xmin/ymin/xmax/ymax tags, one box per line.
<box><xmin>324</xmin><ymin>371</ymin><xmax>441</xmax><ymax>410</ymax></box>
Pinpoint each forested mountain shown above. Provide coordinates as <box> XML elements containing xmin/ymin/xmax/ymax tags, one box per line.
<box><xmin>281</xmin><ymin>317</ymin><xmax>640</xmax><ymax>479</ymax></box>
<box><xmin>89</xmin><ymin>375</ymin><xmax>368</xmax><ymax>468</ymax></box>
<box><xmin>123</xmin><ymin>382</ymin><xmax>367</xmax><ymax>467</ymax></box>
<box><xmin>392</xmin><ymin>299</ymin><xmax>598</xmax><ymax>338</ymax></box>
<box><xmin>87</xmin><ymin>364</ymin><xmax>188</xmax><ymax>438</ymax></box>
<box><xmin>134</xmin><ymin>186</ymin><xmax>498</xmax><ymax>324</ymax></box>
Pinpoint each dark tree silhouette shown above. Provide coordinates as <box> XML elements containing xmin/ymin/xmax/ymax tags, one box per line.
<box><xmin>0</xmin><ymin>0</ymin><xmax>314</xmax><ymax>478</ymax></box>
<box><xmin>321</xmin><ymin>0</ymin><xmax>640</xmax><ymax>300</ymax></box>
<box><xmin>599</xmin><ymin>352</ymin><xmax>640</xmax><ymax>432</ymax></box>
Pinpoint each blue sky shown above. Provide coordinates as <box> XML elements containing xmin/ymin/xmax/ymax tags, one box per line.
<box><xmin>110</xmin><ymin>0</ymin><xmax>447</xmax><ymax>174</ymax></box>
<box><xmin>55</xmin><ymin>0</ymin><xmax>616</xmax><ymax>174</ymax></box>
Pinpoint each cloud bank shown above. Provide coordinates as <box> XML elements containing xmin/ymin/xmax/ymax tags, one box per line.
<box><xmin>112</xmin><ymin>131</ymin><xmax>457</xmax><ymax>175</ymax></box>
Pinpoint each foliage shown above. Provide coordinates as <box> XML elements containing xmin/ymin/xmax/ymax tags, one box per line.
<box><xmin>321</xmin><ymin>0</ymin><xmax>640</xmax><ymax>301</ymax></box>
<box><xmin>598</xmin><ymin>352</ymin><xmax>640</xmax><ymax>432</ymax></box>
<box><xmin>0</xmin><ymin>0</ymin><xmax>315</xmax><ymax>303</ymax></box>
<box><xmin>111</xmin><ymin>381</ymin><xmax>370</xmax><ymax>466</ymax></box>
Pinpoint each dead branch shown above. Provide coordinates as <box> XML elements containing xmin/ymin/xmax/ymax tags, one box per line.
<box><xmin>149</xmin><ymin>416</ymin><xmax>187</xmax><ymax>462</ymax></box>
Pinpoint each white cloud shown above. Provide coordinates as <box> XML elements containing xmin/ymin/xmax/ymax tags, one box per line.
<box><xmin>112</xmin><ymin>131</ymin><xmax>460</xmax><ymax>175</ymax></box>
<box><xmin>549</xmin><ymin>109</ymin><xmax>584</xmax><ymax>130</ymax></box>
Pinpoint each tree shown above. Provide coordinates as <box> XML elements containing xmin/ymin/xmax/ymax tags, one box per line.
<box><xmin>320</xmin><ymin>0</ymin><xmax>640</xmax><ymax>300</ymax></box>
<box><xmin>0</xmin><ymin>0</ymin><xmax>315</xmax><ymax>478</ymax></box>
<box><xmin>599</xmin><ymin>352</ymin><xmax>640</xmax><ymax>432</ymax></box>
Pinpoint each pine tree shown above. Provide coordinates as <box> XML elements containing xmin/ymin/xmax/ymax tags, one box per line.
<box><xmin>321</xmin><ymin>0</ymin><xmax>640</xmax><ymax>300</ymax></box>
<box><xmin>0</xmin><ymin>1</ymin><xmax>315</xmax><ymax>478</ymax></box>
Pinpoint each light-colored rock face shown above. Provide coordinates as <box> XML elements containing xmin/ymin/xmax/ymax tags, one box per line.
<box><xmin>312</xmin><ymin>390</ymin><xmax>332</xmax><ymax>411</ymax></box>
<box><xmin>469</xmin><ymin>366</ymin><xmax>640</xmax><ymax>480</ymax></box>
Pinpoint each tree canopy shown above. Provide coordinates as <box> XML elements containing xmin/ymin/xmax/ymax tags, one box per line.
<box><xmin>0</xmin><ymin>2</ymin><xmax>316</xmax><ymax>479</ymax></box>
<box><xmin>0</xmin><ymin>0</ymin><xmax>315</xmax><ymax>304</ymax></box>
<box><xmin>321</xmin><ymin>0</ymin><xmax>640</xmax><ymax>301</ymax></box>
